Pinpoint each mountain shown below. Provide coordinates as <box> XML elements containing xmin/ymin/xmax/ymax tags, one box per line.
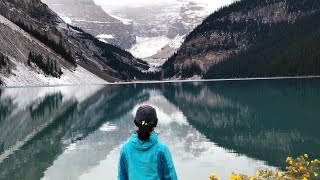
<box><xmin>162</xmin><ymin>0</ymin><xmax>320</xmax><ymax>79</ymax></box>
<box><xmin>0</xmin><ymin>0</ymin><xmax>150</xmax><ymax>86</ymax></box>
<box><xmin>205</xmin><ymin>11</ymin><xmax>320</xmax><ymax>79</ymax></box>
<box><xmin>41</xmin><ymin>0</ymin><xmax>136</xmax><ymax>49</ymax></box>
<box><xmin>0</xmin><ymin>14</ymin><xmax>105</xmax><ymax>86</ymax></box>
<box><xmin>95</xmin><ymin>0</ymin><xmax>234</xmax><ymax>68</ymax></box>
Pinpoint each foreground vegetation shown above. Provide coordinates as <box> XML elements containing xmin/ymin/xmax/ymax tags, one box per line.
<box><xmin>210</xmin><ymin>154</ymin><xmax>320</xmax><ymax>180</ymax></box>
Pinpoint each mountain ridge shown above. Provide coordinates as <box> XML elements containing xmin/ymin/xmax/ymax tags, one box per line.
<box><xmin>162</xmin><ymin>0</ymin><xmax>320</xmax><ymax>79</ymax></box>
<box><xmin>41</xmin><ymin>0</ymin><xmax>136</xmax><ymax>49</ymax></box>
<box><xmin>0</xmin><ymin>14</ymin><xmax>107</xmax><ymax>86</ymax></box>
<box><xmin>0</xmin><ymin>0</ymin><xmax>152</xmax><ymax>86</ymax></box>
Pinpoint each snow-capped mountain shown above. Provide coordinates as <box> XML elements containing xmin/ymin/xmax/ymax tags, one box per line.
<box><xmin>96</xmin><ymin>0</ymin><xmax>234</xmax><ymax>37</ymax></box>
<box><xmin>40</xmin><ymin>0</ymin><xmax>233</xmax><ymax>69</ymax></box>
<box><xmin>95</xmin><ymin>0</ymin><xmax>234</xmax><ymax>67</ymax></box>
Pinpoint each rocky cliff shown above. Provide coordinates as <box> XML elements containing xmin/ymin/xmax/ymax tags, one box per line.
<box><xmin>41</xmin><ymin>0</ymin><xmax>136</xmax><ymax>49</ymax></box>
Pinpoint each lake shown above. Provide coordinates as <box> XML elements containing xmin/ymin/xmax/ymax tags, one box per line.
<box><xmin>0</xmin><ymin>78</ymin><xmax>320</xmax><ymax>180</ymax></box>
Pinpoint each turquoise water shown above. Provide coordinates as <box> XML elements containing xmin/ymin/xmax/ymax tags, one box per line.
<box><xmin>0</xmin><ymin>78</ymin><xmax>320</xmax><ymax>180</ymax></box>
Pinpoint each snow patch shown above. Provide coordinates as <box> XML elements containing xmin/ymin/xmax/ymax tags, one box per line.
<box><xmin>168</xmin><ymin>35</ymin><xmax>185</xmax><ymax>49</ymax></box>
<box><xmin>99</xmin><ymin>122</ymin><xmax>118</xmax><ymax>132</ymax></box>
<box><xmin>96</xmin><ymin>34</ymin><xmax>115</xmax><ymax>39</ymax></box>
<box><xmin>1</xmin><ymin>60</ymin><xmax>107</xmax><ymax>87</ymax></box>
<box><xmin>98</xmin><ymin>39</ymin><xmax>108</xmax><ymax>43</ymax></box>
<box><xmin>192</xmin><ymin>0</ymin><xmax>235</xmax><ymax>16</ymax></box>
<box><xmin>65</xmin><ymin>143</ymin><xmax>77</xmax><ymax>152</ymax></box>
<box><xmin>187</xmin><ymin>75</ymin><xmax>203</xmax><ymax>80</ymax></box>
<box><xmin>106</xmin><ymin>13</ymin><xmax>133</xmax><ymax>25</ymax></box>
<box><xmin>129</xmin><ymin>36</ymin><xmax>172</xmax><ymax>59</ymax></box>
<box><xmin>148</xmin><ymin>35</ymin><xmax>185</xmax><ymax>65</ymax></box>
<box><xmin>61</xmin><ymin>16</ymin><xmax>72</xmax><ymax>24</ymax></box>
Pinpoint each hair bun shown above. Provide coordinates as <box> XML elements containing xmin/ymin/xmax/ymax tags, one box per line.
<box><xmin>134</xmin><ymin>105</ymin><xmax>158</xmax><ymax>141</ymax></box>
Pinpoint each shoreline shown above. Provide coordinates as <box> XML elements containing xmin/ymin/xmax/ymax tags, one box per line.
<box><xmin>1</xmin><ymin>75</ymin><xmax>320</xmax><ymax>89</ymax></box>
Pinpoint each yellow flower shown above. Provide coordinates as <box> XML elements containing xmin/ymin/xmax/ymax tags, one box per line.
<box><xmin>229</xmin><ymin>174</ymin><xmax>242</xmax><ymax>180</ymax></box>
<box><xmin>286</xmin><ymin>157</ymin><xmax>292</xmax><ymax>163</ymax></box>
<box><xmin>299</xmin><ymin>166</ymin><xmax>305</xmax><ymax>171</ymax></box>
<box><xmin>289</xmin><ymin>160</ymin><xmax>293</xmax><ymax>165</ymax></box>
<box><xmin>256</xmin><ymin>171</ymin><xmax>261</xmax><ymax>176</ymax></box>
<box><xmin>209</xmin><ymin>154</ymin><xmax>320</xmax><ymax>180</ymax></box>
<box><xmin>233</xmin><ymin>175</ymin><xmax>241</xmax><ymax>180</ymax></box>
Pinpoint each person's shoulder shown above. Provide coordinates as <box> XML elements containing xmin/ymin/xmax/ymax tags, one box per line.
<box><xmin>122</xmin><ymin>141</ymin><xmax>129</xmax><ymax>148</ymax></box>
<box><xmin>120</xmin><ymin>138</ymin><xmax>132</xmax><ymax>152</ymax></box>
<box><xmin>157</xmin><ymin>142</ymin><xmax>170</xmax><ymax>152</ymax></box>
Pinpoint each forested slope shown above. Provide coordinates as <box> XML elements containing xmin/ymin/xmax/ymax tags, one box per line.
<box><xmin>205</xmin><ymin>11</ymin><xmax>320</xmax><ymax>78</ymax></box>
<box><xmin>162</xmin><ymin>0</ymin><xmax>320</xmax><ymax>79</ymax></box>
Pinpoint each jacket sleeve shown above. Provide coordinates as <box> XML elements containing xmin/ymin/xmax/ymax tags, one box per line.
<box><xmin>159</xmin><ymin>145</ymin><xmax>178</xmax><ymax>180</ymax></box>
<box><xmin>118</xmin><ymin>147</ymin><xmax>129</xmax><ymax>180</ymax></box>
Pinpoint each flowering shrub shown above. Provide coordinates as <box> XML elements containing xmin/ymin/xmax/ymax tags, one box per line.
<box><xmin>209</xmin><ymin>154</ymin><xmax>320</xmax><ymax>180</ymax></box>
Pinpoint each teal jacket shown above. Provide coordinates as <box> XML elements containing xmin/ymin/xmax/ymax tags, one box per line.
<box><xmin>118</xmin><ymin>133</ymin><xmax>178</xmax><ymax>180</ymax></box>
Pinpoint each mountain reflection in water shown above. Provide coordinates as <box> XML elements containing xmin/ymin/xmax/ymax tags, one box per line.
<box><xmin>0</xmin><ymin>78</ymin><xmax>320</xmax><ymax>180</ymax></box>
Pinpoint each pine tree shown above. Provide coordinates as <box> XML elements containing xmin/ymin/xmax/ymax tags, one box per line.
<box><xmin>54</xmin><ymin>60</ymin><xmax>57</xmax><ymax>73</ymax></box>
<box><xmin>27</xmin><ymin>52</ymin><xmax>32</xmax><ymax>66</ymax></box>
<box><xmin>0</xmin><ymin>53</ymin><xmax>9</xmax><ymax>68</ymax></box>
<box><xmin>27</xmin><ymin>51</ymin><xmax>63</xmax><ymax>78</ymax></box>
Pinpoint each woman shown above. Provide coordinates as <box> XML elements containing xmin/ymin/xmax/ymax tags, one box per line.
<box><xmin>118</xmin><ymin>105</ymin><xmax>178</xmax><ymax>180</ymax></box>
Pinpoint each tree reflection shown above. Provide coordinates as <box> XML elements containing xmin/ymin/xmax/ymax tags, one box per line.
<box><xmin>0</xmin><ymin>85</ymin><xmax>147</xmax><ymax>180</ymax></box>
<box><xmin>0</xmin><ymin>79</ymin><xmax>320</xmax><ymax>180</ymax></box>
<box><xmin>161</xmin><ymin>79</ymin><xmax>320</xmax><ymax>168</ymax></box>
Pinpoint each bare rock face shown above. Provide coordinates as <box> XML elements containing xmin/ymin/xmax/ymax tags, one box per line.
<box><xmin>0</xmin><ymin>0</ymin><xmax>64</xmax><ymax>44</ymax></box>
<box><xmin>42</xmin><ymin>0</ymin><xmax>136</xmax><ymax>49</ymax></box>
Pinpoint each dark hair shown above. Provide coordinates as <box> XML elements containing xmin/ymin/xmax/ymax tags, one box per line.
<box><xmin>134</xmin><ymin>105</ymin><xmax>158</xmax><ymax>141</ymax></box>
<box><xmin>135</xmin><ymin>123</ymin><xmax>155</xmax><ymax>141</ymax></box>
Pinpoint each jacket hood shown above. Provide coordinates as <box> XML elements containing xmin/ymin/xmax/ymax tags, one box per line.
<box><xmin>129</xmin><ymin>133</ymin><xmax>158</xmax><ymax>151</ymax></box>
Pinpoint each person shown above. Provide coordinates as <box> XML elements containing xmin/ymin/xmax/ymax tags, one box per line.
<box><xmin>118</xmin><ymin>105</ymin><xmax>178</xmax><ymax>180</ymax></box>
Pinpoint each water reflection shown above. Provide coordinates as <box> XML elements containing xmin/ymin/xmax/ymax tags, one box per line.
<box><xmin>0</xmin><ymin>78</ymin><xmax>320</xmax><ymax>180</ymax></box>
<box><xmin>162</xmin><ymin>80</ymin><xmax>320</xmax><ymax>167</ymax></box>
